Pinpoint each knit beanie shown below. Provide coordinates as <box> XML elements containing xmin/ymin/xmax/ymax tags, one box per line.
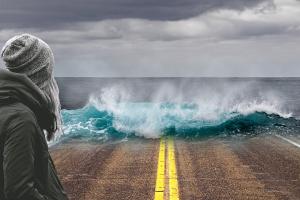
<box><xmin>1</xmin><ymin>34</ymin><xmax>62</xmax><ymax>140</ymax></box>
<box><xmin>1</xmin><ymin>34</ymin><xmax>54</xmax><ymax>88</ymax></box>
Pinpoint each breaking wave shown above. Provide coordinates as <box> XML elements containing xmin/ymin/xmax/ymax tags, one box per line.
<box><xmin>59</xmin><ymin>88</ymin><xmax>300</xmax><ymax>142</ymax></box>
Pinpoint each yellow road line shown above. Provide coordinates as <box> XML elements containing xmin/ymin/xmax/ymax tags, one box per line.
<box><xmin>154</xmin><ymin>138</ymin><xmax>166</xmax><ymax>200</ymax></box>
<box><xmin>154</xmin><ymin>137</ymin><xmax>179</xmax><ymax>200</ymax></box>
<box><xmin>168</xmin><ymin>138</ymin><xmax>179</xmax><ymax>200</ymax></box>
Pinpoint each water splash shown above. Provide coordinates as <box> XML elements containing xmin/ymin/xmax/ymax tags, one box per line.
<box><xmin>59</xmin><ymin>83</ymin><xmax>299</xmax><ymax>142</ymax></box>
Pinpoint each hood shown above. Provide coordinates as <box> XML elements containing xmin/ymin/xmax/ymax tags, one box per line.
<box><xmin>0</xmin><ymin>69</ymin><xmax>57</xmax><ymax>137</ymax></box>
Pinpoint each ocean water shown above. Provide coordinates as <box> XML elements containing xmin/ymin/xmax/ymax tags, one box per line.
<box><xmin>56</xmin><ymin>78</ymin><xmax>300</xmax><ymax>143</ymax></box>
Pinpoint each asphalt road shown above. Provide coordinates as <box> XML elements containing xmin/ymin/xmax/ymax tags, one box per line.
<box><xmin>50</xmin><ymin>135</ymin><xmax>300</xmax><ymax>200</ymax></box>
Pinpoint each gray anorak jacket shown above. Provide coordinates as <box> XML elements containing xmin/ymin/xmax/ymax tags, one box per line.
<box><xmin>0</xmin><ymin>69</ymin><xmax>68</xmax><ymax>200</ymax></box>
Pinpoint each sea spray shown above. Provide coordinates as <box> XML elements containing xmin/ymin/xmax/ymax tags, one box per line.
<box><xmin>58</xmin><ymin>82</ymin><xmax>299</xmax><ymax>142</ymax></box>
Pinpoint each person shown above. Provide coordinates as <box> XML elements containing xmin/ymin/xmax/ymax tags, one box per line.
<box><xmin>0</xmin><ymin>34</ymin><xmax>68</xmax><ymax>200</ymax></box>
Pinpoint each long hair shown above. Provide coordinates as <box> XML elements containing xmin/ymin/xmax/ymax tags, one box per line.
<box><xmin>40</xmin><ymin>76</ymin><xmax>62</xmax><ymax>141</ymax></box>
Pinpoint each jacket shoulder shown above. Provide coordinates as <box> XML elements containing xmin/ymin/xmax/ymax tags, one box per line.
<box><xmin>0</xmin><ymin>102</ymin><xmax>38</xmax><ymax>133</ymax></box>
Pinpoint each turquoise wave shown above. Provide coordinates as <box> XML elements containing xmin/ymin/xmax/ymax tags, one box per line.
<box><xmin>60</xmin><ymin>102</ymin><xmax>300</xmax><ymax>142</ymax></box>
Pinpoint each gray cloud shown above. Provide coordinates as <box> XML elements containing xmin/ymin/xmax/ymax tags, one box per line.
<box><xmin>1</xmin><ymin>0</ymin><xmax>297</xmax><ymax>44</ymax></box>
<box><xmin>0</xmin><ymin>0</ymin><xmax>300</xmax><ymax>77</ymax></box>
<box><xmin>0</xmin><ymin>0</ymin><xmax>269</xmax><ymax>29</ymax></box>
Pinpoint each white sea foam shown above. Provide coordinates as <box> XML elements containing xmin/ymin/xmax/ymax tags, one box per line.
<box><xmin>83</xmin><ymin>81</ymin><xmax>292</xmax><ymax>138</ymax></box>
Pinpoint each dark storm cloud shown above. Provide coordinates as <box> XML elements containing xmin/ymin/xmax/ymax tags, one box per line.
<box><xmin>0</xmin><ymin>0</ymin><xmax>269</xmax><ymax>29</ymax></box>
<box><xmin>1</xmin><ymin>0</ymin><xmax>300</xmax><ymax>77</ymax></box>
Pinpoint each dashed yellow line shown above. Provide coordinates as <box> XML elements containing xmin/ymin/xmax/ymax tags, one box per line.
<box><xmin>168</xmin><ymin>138</ymin><xmax>179</xmax><ymax>200</ymax></box>
<box><xmin>154</xmin><ymin>138</ymin><xmax>166</xmax><ymax>200</ymax></box>
<box><xmin>154</xmin><ymin>137</ymin><xmax>179</xmax><ymax>200</ymax></box>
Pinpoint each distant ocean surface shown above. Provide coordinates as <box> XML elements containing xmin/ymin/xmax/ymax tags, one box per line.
<box><xmin>55</xmin><ymin>77</ymin><xmax>300</xmax><ymax>142</ymax></box>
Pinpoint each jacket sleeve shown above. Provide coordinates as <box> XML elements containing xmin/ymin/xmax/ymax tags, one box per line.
<box><xmin>3</xmin><ymin>115</ymin><xmax>50</xmax><ymax>200</ymax></box>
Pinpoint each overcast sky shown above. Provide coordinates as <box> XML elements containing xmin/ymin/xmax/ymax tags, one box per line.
<box><xmin>0</xmin><ymin>0</ymin><xmax>300</xmax><ymax>77</ymax></box>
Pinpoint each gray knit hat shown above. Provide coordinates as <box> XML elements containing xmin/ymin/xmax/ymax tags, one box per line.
<box><xmin>1</xmin><ymin>33</ymin><xmax>53</xmax><ymax>89</ymax></box>
<box><xmin>1</xmin><ymin>34</ymin><xmax>62</xmax><ymax>140</ymax></box>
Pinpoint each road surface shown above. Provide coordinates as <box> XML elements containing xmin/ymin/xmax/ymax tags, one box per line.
<box><xmin>50</xmin><ymin>134</ymin><xmax>300</xmax><ymax>200</ymax></box>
